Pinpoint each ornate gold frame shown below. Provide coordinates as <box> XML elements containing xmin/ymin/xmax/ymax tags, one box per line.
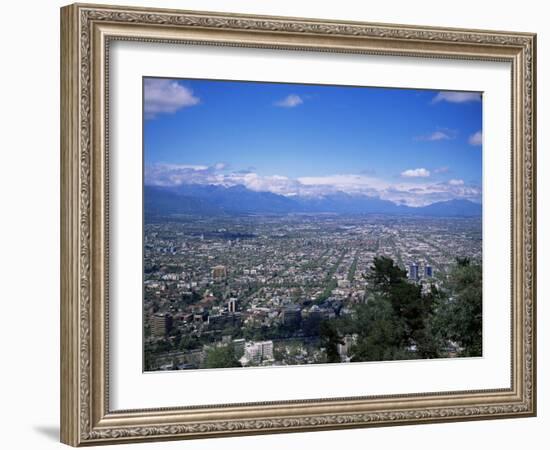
<box><xmin>60</xmin><ymin>3</ymin><xmax>536</xmax><ymax>446</ymax></box>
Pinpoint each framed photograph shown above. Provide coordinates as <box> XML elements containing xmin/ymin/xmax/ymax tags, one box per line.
<box><xmin>60</xmin><ymin>3</ymin><xmax>536</xmax><ymax>446</ymax></box>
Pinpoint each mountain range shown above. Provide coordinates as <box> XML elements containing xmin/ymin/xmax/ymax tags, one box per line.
<box><xmin>144</xmin><ymin>184</ymin><xmax>482</xmax><ymax>217</ymax></box>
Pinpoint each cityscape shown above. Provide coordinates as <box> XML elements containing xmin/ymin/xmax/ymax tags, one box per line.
<box><xmin>143</xmin><ymin>77</ymin><xmax>483</xmax><ymax>371</ymax></box>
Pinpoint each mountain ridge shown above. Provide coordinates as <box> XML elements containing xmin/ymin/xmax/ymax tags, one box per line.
<box><xmin>144</xmin><ymin>184</ymin><xmax>482</xmax><ymax>217</ymax></box>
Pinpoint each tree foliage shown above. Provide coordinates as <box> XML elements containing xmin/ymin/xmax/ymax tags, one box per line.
<box><xmin>319</xmin><ymin>320</ymin><xmax>343</xmax><ymax>363</ymax></box>
<box><xmin>433</xmin><ymin>258</ymin><xmax>482</xmax><ymax>356</ymax></box>
<box><xmin>350</xmin><ymin>296</ymin><xmax>408</xmax><ymax>361</ymax></box>
<box><xmin>352</xmin><ymin>256</ymin><xmax>440</xmax><ymax>360</ymax></box>
<box><xmin>202</xmin><ymin>344</ymin><xmax>241</xmax><ymax>369</ymax></box>
<box><xmin>348</xmin><ymin>256</ymin><xmax>482</xmax><ymax>361</ymax></box>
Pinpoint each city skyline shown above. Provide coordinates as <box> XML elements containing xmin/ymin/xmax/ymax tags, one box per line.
<box><xmin>143</xmin><ymin>77</ymin><xmax>483</xmax><ymax>371</ymax></box>
<box><xmin>144</xmin><ymin>77</ymin><xmax>482</xmax><ymax>207</ymax></box>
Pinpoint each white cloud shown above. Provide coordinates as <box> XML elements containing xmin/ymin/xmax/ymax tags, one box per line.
<box><xmin>299</xmin><ymin>174</ymin><xmax>385</xmax><ymax>188</ymax></box>
<box><xmin>233</xmin><ymin>173</ymin><xmax>302</xmax><ymax>196</ymax></box>
<box><xmin>381</xmin><ymin>181</ymin><xmax>481</xmax><ymax>206</ymax></box>
<box><xmin>401</xmin><ymin>168</ymin><xmax>431</xmax><ymax>178</ymax></box>
<box><xmin>432</xmin><ymin>91</ymin><xmax>481</xmax><ymax>104</ymax></box>
<box><xmin>469</xmin><ymin>130</ymin><xmax>483</xmax><ymax>146</ymax></box>
<box><xmin>144</xmin><ymin>79</ymin><xmax>200</xmax><ymax>118</ymax></box>
<box><xmin>448</xmin><ymin>179</ymin><xmax>465</xmax><ymax>186</ymax></box>
<box><xmin>298</xmin><ymin>174</ymin><xmax>387</xmax><ymax>197</ymax></box>
<box><xmin>416</xmin><ymin>130</ymin><xmax>455</xmax><ymax>141</ymax></box>
<box><xmin>274</xmin><ymin>94</ymin><xmax>303</xmax><ymax>108</ymax></box>
<box><xmin>145</xmin><ymin>163</ymin><xmax>221</xmax><ymax>186</ymax></box>
<box><xmin>145</xmin><ymin>164</ymin><xmax>481</xmax><ymax>207</ymax></box>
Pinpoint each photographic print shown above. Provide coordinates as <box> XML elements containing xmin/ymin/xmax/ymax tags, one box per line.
<box><xmin>143</xmin><ymin>77</ymin><xmax>483</xmax><ymax>372</ymax></box>
<box><xmin>61</xmin><ymin>6</ymin><xmax>536</xmax><ymax>444</ymax></box>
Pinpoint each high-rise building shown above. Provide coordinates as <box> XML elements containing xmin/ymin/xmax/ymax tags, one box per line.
<box><xmin>337</xmin><ymin>334</ymin><xmax>357</xmax><ymax>360</ymax></box>
<box><xmin>282</xmin><ymin>305</ymin><xmax>302</xmax><ymax>329</ymax></box>
<box><xmin>243</xmin><ymin>340</ymin><xmax>274</xmax><ymax>364</ymax></box>
<box><xmin>227</xmin><ymin>297</ymin><xmax>237</xmax><ymax>313</ymax></box>
<box><xmin>260</xmin><ymin>340</ymin><xmax>274</xmax><ymax>360</ymax></box>
<box><xmin>408</xmin><ymin>263</ymin><xmax>419</xmax><ymax>281</ymax></box>
<box><xmin>212</xmin><ymin>265</ymin><xmax>227</xmax><ymax>281</ymax></box>
<box><xmin>232</xmin><ymin>338</ymin><xmax>246</xmax><ymax>358</ymax></box>
<box><xmin>424</xmin><ymin>265</ymin><xmax>433</xmax><ymax>278</ymax></box>
<box><xmin>151</xmin><ymin>313</ymin><xmax>173</xmax><ymax>337</ymax></box>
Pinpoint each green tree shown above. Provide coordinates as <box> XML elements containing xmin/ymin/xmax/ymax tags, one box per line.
<box><xmin>365</xmin><ymin>256</ymin><xmax>408</xmax><ymax>292</ymax></box>
<box><xmin>350</xmin><ymin>297</ymin><xmax>407</xmax><ymax>361</ymax></box>
<box><xmin>319</xmin><ymin>320</ymin><xmax>343</xmax><ymax>363</ymax></box>
<box><xmin>352</xmin><ymin>256</ymin><xmax>440</xmax><ymax>360</ymax></box>
<box><xmin>180</xmin><ymin>334</ymin><xmax>200</xmax><ymax>352</ymax></box>
<box><xmin>144</xmin><ymin>348</ymin><xmax>155</xmax><ymax>371</ymax></box>
<box><xmin>202</xmin><ymin>344</ymin><xmax>241</xmax><ymax>369</ymax></box>
<box><xmin>433</xmin><ymin>258</ymin><xmax>482</xmax><ymax>357</ymax></box>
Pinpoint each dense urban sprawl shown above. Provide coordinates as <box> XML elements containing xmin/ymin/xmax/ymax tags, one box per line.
<box><xmin>144</xmin><ymin>214</ymin><xmax>482</xmax><ymax>370</ymax></box>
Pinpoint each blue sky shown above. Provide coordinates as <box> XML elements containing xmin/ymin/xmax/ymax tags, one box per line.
<box><xmin>143</xmin><ymin>77</ymin><xmax>482</xmax><ymax>206</ymax></box>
